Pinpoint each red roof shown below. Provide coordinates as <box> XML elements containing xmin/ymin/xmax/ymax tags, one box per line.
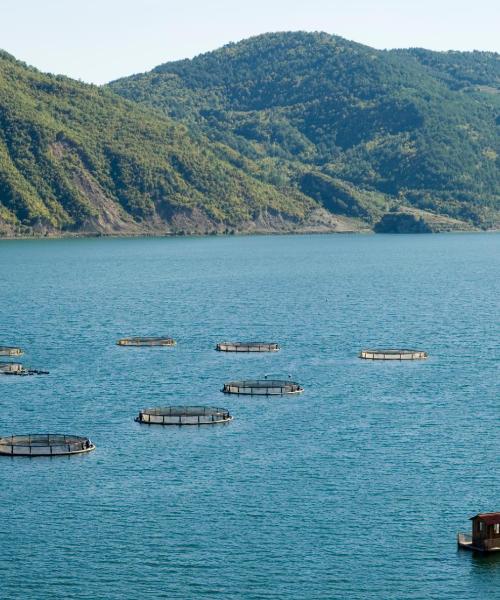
<box><xmin>470</xmin><ymin>513</ymin><xmax>500</xmax><ymax>525</ymax></box>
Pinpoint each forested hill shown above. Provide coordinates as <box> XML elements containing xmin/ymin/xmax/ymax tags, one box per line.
<box><xmin>110</xmin><ymin>32</ymin><xmax>500</xmax><ymax>230</ymax></box>
<box><xmin>0</xmin><ymin>49</ymin><xmax>337</xmax><ymax>238</ymax></box>
<box><xmin>1</xmin><ymin>34</ymin><xmax>499</xmax><ymax>238</ymax></box>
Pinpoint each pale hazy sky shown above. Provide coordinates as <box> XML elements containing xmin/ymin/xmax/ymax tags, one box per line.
<box><xmin>2</xmin><ymin>0</ymin><xmax>499</xmax><ymax>84</ymax></box>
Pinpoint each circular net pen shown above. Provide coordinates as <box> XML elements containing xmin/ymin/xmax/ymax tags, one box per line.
<box><xmin>0</xmin><ymin>362</ymin><xmax>25</xmax><ymax>374</ymax></box>
<box><xmin>0</xmin><ymin>362</ymin><xmax>48</xmax><ymax>376</ymax></box>
<box><xmin>136</xmin><ymin>406</ymin><xmax>232</xmax><ymax>425</ymax></box>
<box><xmin>216</xmin><ymin>342</ymin><xmax>280</xmax><ymax>352</ymax></box>
<box><xmin>0</xmin><ymin>434</ymin><xmax>95</xmax><ymax>457</ymax></box>
<box><xmin>117</xmin><ymin>337</ymin><xmax>176</xmax><ymax>347</ymax></box>
<box><xmin>0</xmin><ymin>346</ymin><xmax>23</xmax><ymax>356</ymax></box>
<box><xmin>359</xmin><ymin>348</ymin><xmax>428</xmax><ymax>360</ymax></box>
<box><xmin>222</xmin><ymin>379</ymin><xmax>304</xmax><ymax>395</ymax></box>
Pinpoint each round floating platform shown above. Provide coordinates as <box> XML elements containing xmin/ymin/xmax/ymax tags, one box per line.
<box><xmin>359</xmin><ymin>348</ymin><xmax>428</xmax><ymax>360</ymax></box>
<box><xmin>0</xmin><ymin>362</ymin><xmax>25</xmax><ymax>374</ymax></box>
<box><xmin>0</xmin><ymin>434</ymin><xmax>95</xmax><ymax>457</ymax></box>
<box><xmin>0</xmin><ymin>346</ymin><xmax>23</xmax><ymax>356</ymax></box>
<box><xmin>136</xmin><ymin>406</ymin><xmax>232</xmax><ymax>425</ymax></box>
<box><xmin>0</xmin><ymin>362</ymin><xmax>49</xmax><ymax>376</ymax></box>
<box><xmin>117</xmin><ymin>337</ymin><xmax>176</xmax><ymax>347</ymax></box>
<box><xmin>216</xmin><ymin>342</ymin><xmax>280</xmax><ymax>352</ymax></box>
<box><xmin>222</xmin><ymin>379</ymin><xmax>304</xmax><ymax>395</ymax></box>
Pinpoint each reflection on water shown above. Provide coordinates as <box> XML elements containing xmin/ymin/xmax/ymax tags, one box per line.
<box><xmin>471</xmin><ymin>551</ymin><xmax>500</xmax><ymax>570</ymax></box>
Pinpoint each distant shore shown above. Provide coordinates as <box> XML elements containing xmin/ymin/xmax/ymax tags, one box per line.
<box><xmin>1</xmin><ymin>226</ymin><xmax>495</xmax><ymax>241</ymax></box>
<box><xmin>2</xmin><ymin>204</ymin><xmax>491</xmax><ymax>240</ymax></box>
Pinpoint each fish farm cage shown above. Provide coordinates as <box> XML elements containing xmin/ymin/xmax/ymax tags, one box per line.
<box><xmin>136</xmin><ymin>406</ymin><xmax>232</xmax><ymax>425</ymax></box>
<box><xmin>0</xmin><ymin>346</ymin><xmax>23</xmax><ymax>356</ymax></box>
<box><xmin>0</xmin><ymin>362</ymin><xmax>24</xmax><ymax>374</ymax></box>
<box><xmin>0</xmin><ymin>434</ymin><xmax>95</xmax><ymax>457</ymax></box>
<box><xmin>117</xmin><ymin>337</ymin><xmax>176</xmax><ymax>347</ymax></box>
<box><xmin>0</xmin><ymin>362</ymin><xmax>48</xmax><ymax>376</ymax></box>
<box><xmin>359</xmin><ymin>348</ymin><xmax>428</xmax><ymax>360</ymax></box>
<box><xmin>216</xmin><ymin>342</ymin><xmax>280</xmax><ymax>352</ymax></box>
<box><xmin>222</xmin><ymin>379</ymin><xmax>304</xmax><ymax>395</ymax></box>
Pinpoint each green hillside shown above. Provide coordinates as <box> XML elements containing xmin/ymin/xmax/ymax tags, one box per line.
<box><xmin>110</xmin><ymin>32</ymin><xmax>500</xmax><ymax>229</ymax></box>
<box><xmin>0</xmin><ymin>49</ymin><xmax>331</xmax><ymax>237</ymax></box>
<box><xmin>1</xmin><ymin>33</ymin><xmax>498</xmax><ymax>237</ymax></box>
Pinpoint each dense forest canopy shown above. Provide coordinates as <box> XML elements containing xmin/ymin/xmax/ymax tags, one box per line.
<box><xmin>111</xmin><ymin>32</ymin><xmax>500</xmax><ymax>229</ymax></box>
<box><xmin>0</xmin><ymin>46</ymin><xmax>323</xmax><ymax>236</ymax></box>
<box><xmin>0</xmin><ymin>32</ymin><xmax>498</xmax><ymax>236</ymax></box>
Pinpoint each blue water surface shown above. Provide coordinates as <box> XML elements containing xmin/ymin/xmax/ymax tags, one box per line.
<box><xmin>0</xmin><ymin>233</ymin><xmax>498</xmax><ymax>599</ymax></box>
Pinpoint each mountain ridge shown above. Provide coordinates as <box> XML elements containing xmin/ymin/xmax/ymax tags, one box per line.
<box><xmin>0</xmin><ymin>32</ymin><xmax>498</xmax><ymax>237</ymax></box>
<box><xmin>0</xmin><ymin>46</ymin><xmax>342</xmax><ymax>237</ymax></box>
<box><xmin>110</xmin><ymin>31</ymin><xmax>500</xmax><ymax>231</ymax></box>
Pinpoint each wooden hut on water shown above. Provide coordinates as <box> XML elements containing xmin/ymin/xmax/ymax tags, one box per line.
<box><xmin>458</xmin><ymin>512</ymin><xmax>500</xmax><ymax>552</ymax></box>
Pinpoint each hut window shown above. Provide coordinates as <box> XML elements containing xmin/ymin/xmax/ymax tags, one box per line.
<box><xmin>494</xmin><ymin>524</ymin><xmax>500</xmax><ymax>534</ymax></box>
<box><xmin>479</xmin><ymin>522</ymin><xmax>485</xmax><ymax>532</ymax></box>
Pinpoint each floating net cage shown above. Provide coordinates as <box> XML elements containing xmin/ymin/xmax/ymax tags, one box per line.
<box><xmin>0</xmin><ymin>346</ymin><xmax>23</xmax><ymax>356</ymax></box>
<box><xmin>136</xmin><ymin>406</ymin><xmax>232</xmax><ymax>425</ymax></box>
<box><xmin>216</xmin><ymin>342</ymin><xmax>280</xmax><ymax>352</ymax></box>
<box><xmin>222</xmin><ymin>379</ymin><xmax>304</xmax><ymax>395</ymax></box>
<box><xmin>0</xmin><ymin>434</ymin><xmax>95</xmax><ymax>457</ymax></box>
<box><xmin>359</xmin><ymin>348</ymin><xmax>428</xmax><ymax>360</ymax></box>
<box><xmin>0</xmin><ymin>362</ymin><xmax>49</xmax><ymax>376</ymax></box>
<box><xmin>0</xmin><ymin>362</ymin><xmax>24</xmax><ymax>374</ymax></box>
<box><xmin>117</xmin><ymin>337</ymin><xmax>176</xmax><ymax>347</ymax></box>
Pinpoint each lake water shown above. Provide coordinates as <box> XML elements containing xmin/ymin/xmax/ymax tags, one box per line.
<box><xmin>0</xmin><ymin>233</ymin><xmax>498</xmax><ymax>599</ymax></box>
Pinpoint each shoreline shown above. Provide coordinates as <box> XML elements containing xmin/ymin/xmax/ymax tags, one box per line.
<box><xmin>0</xmin><ymin>227</ymin><xmax>496</xmax><ymax>242</ymax></box>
